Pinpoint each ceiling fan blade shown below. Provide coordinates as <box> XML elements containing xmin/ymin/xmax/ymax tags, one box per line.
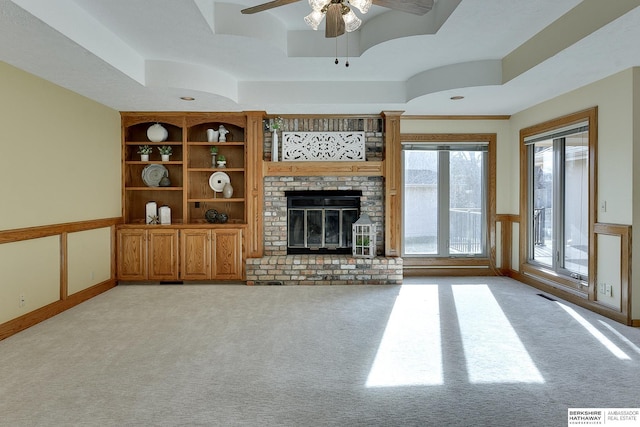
<box><xmin>241</xmin><ymin>0</ymin><xmax>301</xmax><ymax>14</ymax></box>
<box><xmin>325</xmin><ymin>3</ymin><xmax>345</xmax><ymax>38</ymax></box>
<box><xmin>372</xmin><ymin>0</ymin><xmax>434</xmax><ymax>15</ymax></box>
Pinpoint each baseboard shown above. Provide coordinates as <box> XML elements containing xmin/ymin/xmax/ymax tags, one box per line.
<box><xmin>508</xmin><ymin>270</ymin><xmax>632</xmax><ymax>326</ymax></box>
<box><xmin>0</xmin><ymin>279</ymin><xmax>117</xmax><ymax>341</ymax></box>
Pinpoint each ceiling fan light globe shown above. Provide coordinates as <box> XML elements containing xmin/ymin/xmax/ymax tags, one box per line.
<box><xmin>304</xmin><ymin>10</ymin><xmax>326</xmax><ymax>30</ymax></box>
<box><xmin>342</xmin><ymin>10</ymin><xmax>361</xmax><ymax>32</ymax></box>
<box><xmin>308</xmin><ymin>0</ymin><xmax>330</xmax><ymax>11</ymax></box>
<box><xmin>349</xmin><ymin>0</ymin><xmax>371</xmax><ymax>14</ymax></box>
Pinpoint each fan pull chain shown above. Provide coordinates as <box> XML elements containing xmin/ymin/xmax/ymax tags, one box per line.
<box><xmin>335</xmin><ymin>35</ymin><xmax>339</xmax><ymax>65</ymax></box>
<box><xmin>345</xmin><ymin>32</ymin><xmax>350</xmax><ymax>67</ymax></box>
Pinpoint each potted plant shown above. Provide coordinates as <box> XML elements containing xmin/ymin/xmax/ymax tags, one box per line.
<box><xmin>138</xmin><ymin>145</ymin><xmax>152</xmax><ymax>161</ymax></box>
<box><xmin>158</xmin><ymin>145</ymin><xmax>172</xmax><ymax>161</ymax></box>
<box><xmin>216</xmin><ymin>154</ymin><xmax>226</xmax><ymax>168</ymax></box>
<box><xmin>210</xmin><ymin>146</ymin><xmax>218</xmax><ymax>167</ymax></box>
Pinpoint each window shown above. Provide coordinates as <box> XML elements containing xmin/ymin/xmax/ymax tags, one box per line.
<box><xmin>402</xmin><ymin>142</ymin><xmax>488</xmax><ymax>257</ymax></box>
<box><xmin>520</xmin><ymin>108</ymin><xmax>596</xmax><ymax>289</ymax></box>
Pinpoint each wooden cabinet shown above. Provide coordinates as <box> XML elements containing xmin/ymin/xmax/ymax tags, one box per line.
<box><xmin>117</xmin><ymin>228</ymin><xmax>179</xmax><ymax>281</ymax></box>
<box><xmin>119</xmin><ymin>112</ymin><xmax>263</xmax><ymax>282</ymax></box>
<box><xmin>180</xmin><ymin>228</ymin><xmax>243</xmax><ymax>280</ymax></box>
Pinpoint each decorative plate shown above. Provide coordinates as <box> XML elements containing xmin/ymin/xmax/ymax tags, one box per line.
<box><xmin>209</xmin><ymin>171</ymin><xmax>230</xmax><ymax>192</ymax></box>
<box><xmin>142</xmin><ymin>164</ymin><xmax>168</xmax><ymax>187</ymax></box>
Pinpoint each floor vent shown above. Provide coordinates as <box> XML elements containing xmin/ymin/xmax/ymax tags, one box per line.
<box><xmin>537</xmin><ymin>293</ymin><xmax>556</xmax><ymax>301</ymax></box>
<box><xmin>255</xmin><ymin>281</ymin><xmax>283</xmax><ymax>286</ymax></box>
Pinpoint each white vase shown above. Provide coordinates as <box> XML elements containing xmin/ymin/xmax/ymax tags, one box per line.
<box><xmin>207</xmin><ymin>129</ymin><xmax>219</xmax><ymax>142</ymax></box>
<box><xmin>223</xmin><ymin>182</ymin><xmax>234</xmax><ymax>199</ymax></box>
<box><xmin>147</xmin><ymin>123</ymin><xmax>168</xmax><ymax>142</ymax></box>
<box><xmin>140</xmin><ymin>154</ymin><xmax>149</xmax><ymax>161</ymax></box>
<box><xmin>161</xmin><ymin>154</ymin><xmax>170</xmax><ymax>162</ymax></box>
<box><xmin>272</xmin><ymin>131</ymin><xmax>279</xmax><ymax>162</ymax></box>
<box><xmin>217</xmin><ymin>161</ymin><xmax>226</xmax><ymax>168</ymax></box>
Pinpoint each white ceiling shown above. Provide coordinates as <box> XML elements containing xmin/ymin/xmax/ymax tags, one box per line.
<box><xmin>2</xmin><ymin>0</ymin><xmax>640</xmax><ymax>115</ymax></box>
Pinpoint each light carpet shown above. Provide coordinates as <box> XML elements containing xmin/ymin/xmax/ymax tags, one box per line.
<box><xmin>1</xmin><ymin>277</ymin><xmax>640</xmax><ymax>426</ymax></box>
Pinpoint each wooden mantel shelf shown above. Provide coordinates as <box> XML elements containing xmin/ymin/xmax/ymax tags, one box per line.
<box><xmin>264</xmin><ymin>160</ymin><xmax>384</xmax><ymax>177</ymax></box>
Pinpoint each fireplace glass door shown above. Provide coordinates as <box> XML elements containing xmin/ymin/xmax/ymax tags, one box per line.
<box><xmin>288</xmin><ymin>208</ymin><xmax>358</xmax><ymax>253</ymax></box>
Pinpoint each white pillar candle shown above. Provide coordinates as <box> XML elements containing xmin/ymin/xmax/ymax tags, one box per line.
<box><xmin>145</xmin><ymin>201</ymin><xmax>157</xmax><ymax>224</ymax></box>
<box><xmin>159</xmin><ymin>205</ymin><xmax>171</xmax><ymax>225</ymax></box>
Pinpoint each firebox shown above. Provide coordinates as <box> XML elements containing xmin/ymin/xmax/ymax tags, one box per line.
<box><xmin>286</xmin><ymin>190</ymin><xmax>361</xmax><ymax>254</ymax></box>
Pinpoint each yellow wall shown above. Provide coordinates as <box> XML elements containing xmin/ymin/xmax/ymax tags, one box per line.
<box><xmin>0</xmin><ymin>61</ymin><xmax>120</xmax><ymax>324</ymax></box>
<box><xmin>67</xmin><ymin>227</ymin><xmax>113</xmax><ymax>295</ymax></box>
<box><xmin>0</xmin><ymin>237</ymin><xmax>60</xmax><ymax>324</ymax></box>
<box><xmin>0</xmin><ymin>61</ymin><xmax>121</xmax><ymax>229</ymax></box>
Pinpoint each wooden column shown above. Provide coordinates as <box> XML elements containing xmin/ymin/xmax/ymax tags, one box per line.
<box><xmin>382</xmin><ymin>111</ymin><xmax>404</xmax><ymax>257</ymax></box>
<box><xmin>245</xmin><ymin>111</ymin><xmax>265</xmax><ymax>258</ymax></box>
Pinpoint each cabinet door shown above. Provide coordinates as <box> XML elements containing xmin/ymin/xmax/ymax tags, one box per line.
<box><xmin>147</xmin><ymin>229</ymin><xmax>179</xmax><ymax>280</ymax></box>
<box><xmin>117</xmin><ymin>229</ymin><xmax>147</xmax><ymax>280</ymax></box>
<box><xmin>180</xmin><ymin>229</ymin><xmax>211</xmax><ymax>280</ymax></box>
<box><xmin>213</xmin><ymin>229</ymin><xmax>243</xmax><ymax>280</ymax></box>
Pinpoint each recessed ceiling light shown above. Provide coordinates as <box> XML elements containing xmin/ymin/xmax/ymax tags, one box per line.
<box><xmin>180</xmin><ymin>96</ymin><xmax>195</xmax><ymax>101</ymax></box>
<box><xmin>450</xmin><ymin>95</ymin><xmax>464</xmax><ymax>100</ymax></box>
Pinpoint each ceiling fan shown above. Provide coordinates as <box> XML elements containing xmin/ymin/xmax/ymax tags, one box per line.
<box><xmin>241</xmin><ymin>0</ymin><xmax>435</xmax><ymax>38</ymax></box>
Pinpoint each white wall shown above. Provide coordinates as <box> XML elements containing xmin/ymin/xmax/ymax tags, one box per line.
<box><xmin>632</xmin><ymin>68</ymin><xmax>640</xmax><ymax>318</ymax></box>
<box><xmin>401</xmin><ymin>69</ymin><xmax>638</xmax><ymax>319</ymax></box>
<box><xmin>511</xmin><ymin>69</ymin><xmax>636</xmax><ymax>317</ymax></box>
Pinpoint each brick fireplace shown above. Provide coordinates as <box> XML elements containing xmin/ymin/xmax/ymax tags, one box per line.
<box><xmin>245</xmin><ymin>116</ymin><xmax>403</xmax><ymax>286</ymax></box>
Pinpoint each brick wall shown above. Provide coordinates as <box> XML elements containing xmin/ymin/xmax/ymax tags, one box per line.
<box><xmin>245</xmin><ymin>115</ymin><xmax>402</xmax><ymax>285</ymax></box>
<box><xmin>263</xmin><ymin>175</ymin><xmax>384</xmax><ymax>256</ymax></box>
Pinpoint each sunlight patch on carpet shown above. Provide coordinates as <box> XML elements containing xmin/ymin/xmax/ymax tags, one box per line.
<box><xmin>452</xmin><ymin>284</ymin><xmax>545</xmax><ymax>384</ymax></box>
<box><xmin>556</xmin><ymin>302</ymin><xmax>631</xmax><ymax>360</ymax></box>
<box><xmin>366</xmin><ymin>285</ymin><xmax>443</xmax><ymax>387</ymax></box>
<box><xmin>598</xmin><ymin>320</ymin><xmax>640</xmax><ymax>356</ymax></box>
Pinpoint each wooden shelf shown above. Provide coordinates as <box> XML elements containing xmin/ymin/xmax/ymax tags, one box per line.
<box><xmin>188</xmin><ymin>198</ymin><xmax>244</xmax><ymax>203</ymax></box>
<box><xmin>264</xmin><ymin>160</ymin><xmax>384</xmax><ymax>176</ymax></box>
<box><xmin>187</xmin><ymin>167</ymin><xmax>244</xmax><ymax>172</ymax></box>
<box><xmin>126</xmin><ymin>187</ymin><xmax>183</xmax><ymax>191</ymax></box>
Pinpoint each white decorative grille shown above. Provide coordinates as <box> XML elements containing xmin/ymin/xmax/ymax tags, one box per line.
<box><xmin>282</xmin><ymin>132</ymin><xmax>366</xmax><ymax>161</ymax></box>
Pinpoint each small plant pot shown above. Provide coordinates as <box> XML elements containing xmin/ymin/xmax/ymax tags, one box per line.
<box><xmin>161</xmin><ymin>154</ymin><xmax>170</xmax><ymax>162</ymax></box>
<box><xmin>217</xmin><ymin>161</ymin><xmax>226</xmax><ymax>168</ymax></box>
<box><xmin>140</xmin><ymin>154</ymin><xmax>150</xmax><ymax>161</ymax></box>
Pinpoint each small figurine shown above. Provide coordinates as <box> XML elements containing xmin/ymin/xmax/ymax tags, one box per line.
<box><xmin>218</xmin><ymin>125</ymin><xmax>229</xmax><ymax>142</ymax></box>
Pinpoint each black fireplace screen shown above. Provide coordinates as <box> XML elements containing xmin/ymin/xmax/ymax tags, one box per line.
<box><xmin>286</xmin><ymin>190</ymin><xmax>361</xmax><ymax>254</ymax></box>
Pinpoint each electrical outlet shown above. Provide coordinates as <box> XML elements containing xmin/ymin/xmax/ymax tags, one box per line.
<box><xmin>600</xmin><ymin>200</ymin><xmax>607</xmax><ymax>212</ymax></box>
<box><xmin>605</xmin><ymin>284</ymin><xmax>613</xmax><ymax>297</ymax></box>
<box><xmin>19</xmin><ymin>294</ymin><xmax>25</xmax><ymax>308</ymax></box>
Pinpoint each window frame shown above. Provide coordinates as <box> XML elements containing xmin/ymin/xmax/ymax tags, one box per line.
<box><xmin>519</xmin><ymin>108</ymin><xmax>598</xmax><ymax>294</ymax></box>
<box><xmin>400</xmin><ymin>133</ymin><xmax>496</xmax><ymax>273</ymax></box>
